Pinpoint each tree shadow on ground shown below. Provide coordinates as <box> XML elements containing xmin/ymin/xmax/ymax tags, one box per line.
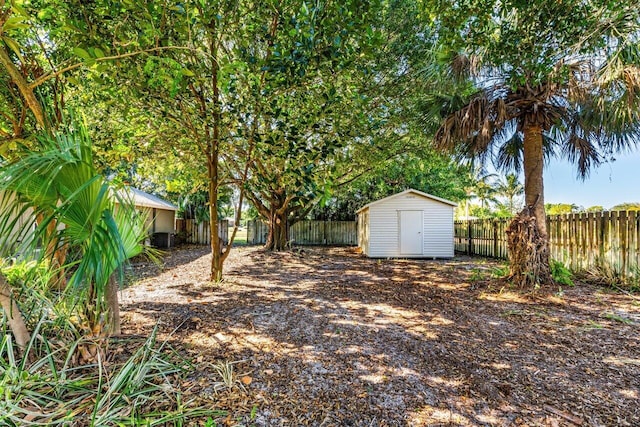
<box><xmin>121</xmin><ymin>246</ymin><xmax>640</xmax><ymax>426</ymax></box>
<box><xmin>126</xmin><ymin>244</ymin><xmax>211</xmax><ymax>285</ymax></box>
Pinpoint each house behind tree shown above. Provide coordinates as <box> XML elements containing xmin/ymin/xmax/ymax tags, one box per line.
<box><xmin>118</xmin><ymin>188</ymin><xmax>178</xmax><ymax>248</ymax></box>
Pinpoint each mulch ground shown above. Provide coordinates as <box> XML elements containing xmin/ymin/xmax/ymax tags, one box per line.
<box><xmin>120</xmin><ymin>245</ymin><xmax>640</xmax><ymax>426</ymax></box>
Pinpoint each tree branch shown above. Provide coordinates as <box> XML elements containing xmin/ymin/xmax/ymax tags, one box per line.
<box><xmin>0</xmin><ymin>44</ymin><xmax>45</xmax><ymax>127</ymax></box>
<box><xmin>30</xmin><ymin>46</ymin><xmax>196</xmax><ymax>89</ymax></box>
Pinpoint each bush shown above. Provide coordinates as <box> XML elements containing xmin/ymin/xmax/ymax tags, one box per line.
<box><xmin>550</xmin><ymin>259</ymin><xmax>573</xmax><ymax>287</ymax></box>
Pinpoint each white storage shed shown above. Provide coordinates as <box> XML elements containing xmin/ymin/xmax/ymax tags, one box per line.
<box><xmin>356</xmin><ymin>189</ymin><xmax>456</xmax><ymax>258</ymax></box>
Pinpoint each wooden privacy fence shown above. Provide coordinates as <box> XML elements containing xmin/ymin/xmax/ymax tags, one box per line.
<box><xmin>247</xmin><ymin>220</ymin><xmax>268</xmax><ymax>245</ymax></box>
<box><xmin>247</xmin><ymin>220</ymin><xmax>357</xmax><ymax>246</ymax></box>
<box><xmin>176</xmin><ymin>219</ymin><xmax>229</xmax><ymax>245</ymax></box>
<box><xmin>455</xmin><ymin>211</ymin><xmax>640</xmax><ymax>277</ymax></box>
<box><xmin>455</xmin><ymin>218</ymin><xmax>510</xmax><ymax>259</ymax></box>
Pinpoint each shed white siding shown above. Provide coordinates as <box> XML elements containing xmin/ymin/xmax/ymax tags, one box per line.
<box><xmin>118</xmin><ymin>187</ymin><xmax>178</xmax><ymax>235</ymax></box>
<box><xmin>138</xmin><ymin>207</ymin><xmax>176</xmax><ymax>234</ymax></box>
<box><xmin>357</xmin><ymin>208</ymin><xmax>370</xmax><ymax>256</ymax></box>
<box><xmin>357</xmin><ymin>189</ymin><xmax>455</xmax><ymax>258</ymax></box>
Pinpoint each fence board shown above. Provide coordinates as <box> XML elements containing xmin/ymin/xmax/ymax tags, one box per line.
<box><xmin>454</xmin><ymin>210</ymin><xmax>640</xmax><ymax>279</ymax></box>
<box><xmin>247</xmin><ymin>220</ymin><xmax>357</xmax><ymax>246</ymax></box>
<box><xmin>175</xmin><ymin>219</ymin><xmax>229</xmax><ymax>245</ymax></box>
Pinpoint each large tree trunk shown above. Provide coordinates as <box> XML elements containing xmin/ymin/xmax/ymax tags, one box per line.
<box><xmin>507</xmin><ymin>122</ymin><xmax>552</xmax><ymax>287</ymax></box>
<box><xmin>208</xmin><ymin>18</ymin><xmax>223</xmax><ymax>283</ymax></box>
<box><xmin>263</xmin><ymin>189</ymin><xmax>291</xmax><ymax>252</ymax></box>
<box><xmin>265</xmin><ymin>210</ymin><xmax>289</xmax><ymax>251</ymax></box>
<box><xmin>0</xmin><ymin>274</ymin><xmax>31</xmax><ymax>350</ymax></box>
<box><xmin>105</xmin><ymin>274</ymin><xmax>120</xmax><ymax>336</ymax></box>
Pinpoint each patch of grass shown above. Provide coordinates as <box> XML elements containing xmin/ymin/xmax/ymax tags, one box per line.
<box><xmin>581</xmin><ymin>259</ymin><xmax>640</xmax><ymax>292</ymax></box>
<box><xmin>470</xmin><ymin>268</ymin><xmax>486</xmax><ymax>283</ymax></box>
<box><xmin>601</xmin><ymin>312</ymin><xmax>634</xmax><ymax>324</ymax></box>
<box><xmin>491</xmin><ymin>265</ymin><xmax>509</xmax><ymax>279</ymax></box>
<box><xmin>211</xmin><ymin>359</ymin><xmax>249</xmax><ymax>393</ymax></box>
<box><xmin>501</xmin><ymin>309</ymin><xmax>525</xmax><ymax>316</ymax></box>
<box><xmin>585</xmin><ymin>320</ymin><xmax>604</xmax><ymax>329</ymax></box>
<box><xmin>230</xmin><ymin>226</ymin><xmax>248</xmax><ymax>246</ymax></box>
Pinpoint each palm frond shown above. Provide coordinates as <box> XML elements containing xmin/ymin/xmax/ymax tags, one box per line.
<box><xmin>562</xmin><ymin>132</ymin><xmax>602</xmax><ymax>178</ymax></box>
<box><xmin>495</xmin><ymin>131</ymin><xmax>523</xmax><ymax>173</ymax></box>
<box><xmin>0</xmin><ymin>121</ymin><xmax>149</xmax><ymax>332</ymax></box>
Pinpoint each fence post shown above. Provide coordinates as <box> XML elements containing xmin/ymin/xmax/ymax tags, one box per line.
<box><xmin>600</xmin><ymin>211</ymin><xmax>608</xmax><ymax>263</ymax></box>
<box><xmin>467</xmin><ymin>221</ymin><xmax>473</xmax><ymax>255</ymax></box>
<box><xmin>620</xmin><ymin>210</ymin><xmax>628</xmax><ymax>275</ymax></box>
<box><xmin>323</xmin><ymin>220</ymin><xmax>327</xmax><ymax>245</ymax></box>
<box><xmin>247</xmin><ymin>220</ymin><xmax>255</xmax><ymax>244</ymax></box>
<box><xmin>492</xmin><ymin>220</ymin><xmax>498</xmax><ymax>258</ymax></box>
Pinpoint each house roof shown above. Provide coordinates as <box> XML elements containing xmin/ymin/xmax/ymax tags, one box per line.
<box><xmin>118</xmin><ymin>187</ymin><xmax>178</xmax><ymax>211</ymax></box>
<box><xmin>356</xmin><ymin>188</ymin><xmax>457</xmax><ymax>214</ymax></box>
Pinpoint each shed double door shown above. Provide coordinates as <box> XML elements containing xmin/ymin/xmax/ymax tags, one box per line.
<box><xmin>399</xmin><ymin>210</ymin><xmax>423</xmax><ymax>255</ymax></box>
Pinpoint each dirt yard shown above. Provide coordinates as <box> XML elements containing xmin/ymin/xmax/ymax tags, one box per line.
<box><xmin>120</xmin><ymin>245</ymin><xmax>639</xmax><ymax>426</ymax></box>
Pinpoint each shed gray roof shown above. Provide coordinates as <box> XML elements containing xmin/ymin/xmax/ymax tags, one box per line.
<box><xmin>356</xmin><ymin>188</ymin><xmax>457</xmax><ymax>214</ymax></box>
<box><xmin>118</xmin><ymin>187</ymin><xmax>178</xmax><ymax>211</ymax></box>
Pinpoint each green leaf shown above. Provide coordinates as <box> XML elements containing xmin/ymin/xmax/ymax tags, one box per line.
<box><xmin>2</xmin><ymin>16</ymin><xmax>29</xmax><ymax>32</ymax></box>
<box><xmin>73</xmin><ymin>47</ymin><xmax>92</xmax><ymax>60</ymax></box>
<box><xmin>93</xmin><ymin>48</ymin><xmax>105</xmax><ymax>58</ymax></box>
<box><xmin>181</xmin><ymin>68</ymin><xmax>195</xmax><ymax>77</ymax></box>
<box><xmin>61</xmin><ymin>24</ymin><xmax>83</xmax><ymax>33</ymax></box>
<box><xmin>0</xmin><ymin>140</ymin><xmax>17</xmax><ymax>156</ymax></box>
<box><xmin>10</xmin><ymin>3</ymin><xmax>30</xmax><ymax>18</ymax></box>
<box><xmin>2</xmin><ymin>36</ymin><xmax>24</xmax><ymax>63</ymax></box>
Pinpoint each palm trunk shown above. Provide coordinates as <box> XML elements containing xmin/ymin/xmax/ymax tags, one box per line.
<box><xmin>523</xmin><ymin>123</ymin><xmax>547</xmax><ymax>237</ymax></box>
<box><xmin>105</xmin><ymin>274</ymin><xmax>121</xmax><ymax>336</ymax></box>
<box><xmin>0</xmin><ymin>274</ymin><xmax>30</xmax><ymax>350</ymax></box>
<box><xmin>506</xmin><ymin>122</ymin><xmax>552</xmax><ymax>287</ymax></box>
<box><xmin>44</xmin><ymin>218</ymin><xmax>68</xmax><ymax>290</ymax></box>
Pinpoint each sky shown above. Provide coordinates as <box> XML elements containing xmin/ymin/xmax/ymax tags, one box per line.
<box><xmin>543</xmin><ymin>150</ymin><xmax>640</xmax><ymax>209</ymax></box>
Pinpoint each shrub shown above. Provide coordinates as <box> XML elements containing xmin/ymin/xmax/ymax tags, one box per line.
<box><xmin>550</xmin><ymin>259</ymin><xmax>573</xmax><ymax>287</ymax></box>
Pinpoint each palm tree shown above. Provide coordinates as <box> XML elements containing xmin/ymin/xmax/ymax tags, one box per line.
<box><xmin>472</xmin><ymin>172</ymin><xmax>498</xmax><ymax>213</ymax></box>
<box><xmin>0</xmin><ymin>123</ymin><xmax>147</xmax><ymax>348</ymax></box>
<box><xmin>457</xmin><ymin>168</ymin><xmax>498</xmax><ymax>218</ymax></box>
<box><xmin>496</xmin><ymin>174</ymin><xmax>524</xmax><ymax>216</ymax></box>
<box><xmin>426</xmin><ymin>2</ymin><xmax>640</xmax><ymax>286</ymax></box>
